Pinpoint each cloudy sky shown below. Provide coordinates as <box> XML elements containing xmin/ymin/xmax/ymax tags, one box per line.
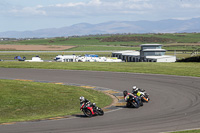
<box><xmin>1</xmin><ymin>0</ymin><xmax>200</xmax><ymax>32</ymax></box>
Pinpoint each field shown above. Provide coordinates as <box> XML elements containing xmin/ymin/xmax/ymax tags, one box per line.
<box><xmin>1</xmin><ymin>33</ymin><xmax>200</xmax><ymax>46</ymax></box>
<box><xmin>0</xmin><ymin>79</ymin><xmax>112</xmax><ymax>124</ymax></box>
<box><xmin>0</xmin><ymin>62</ymin><xmax>199</xmax><ymax>77</ymax></box>
<box><xmin>0</xmin><ymin>33</ymin><xmax>200</xmax><ymax>132</ymax></box>
<box><xmin>0</xmin><ymin>45</ymin><xmax>75</xmax><ymax>51</ymax></box>
<box><xmin>0</xmin><ymin>33</ymin><xmax>199</xmax><ymax>61</ymax></box>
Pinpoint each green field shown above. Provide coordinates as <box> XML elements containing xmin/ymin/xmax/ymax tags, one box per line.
<box><xmin>0</xmin><ymin>33</ymin><xmax>200</xmax><ymax>132</ymax></box>
<box><xmin>1</xmin><ymin>33</ymin><xmax>199</xmax><ymax>59</ymax></box>
<box><xmin>65</xmin><ymin>45</ymin><xmax>140</xmax><ymax>51</ymax></box>
<box><xmin>171</xmin><ymin>130</ymin><xmax>200</xmax><ymax>133</ymax></box>
<box><xmin>0</xmin><ymin>79</ymin><xmax>112</xmax><ymax>124</ymax></box>
<box><xmin>0</xmin><ymin>62</ymin><xmax>199</xmax><ymax>77</ymax></box>
<box><xmin>1</xmin><ymin>33</ymin><xmax>200</xmax><ymax>47</ymax></box>
<box><xmin>0</xmin><ymin>50</ymin><xmax>196</xmax><ymax>61</ymax></box>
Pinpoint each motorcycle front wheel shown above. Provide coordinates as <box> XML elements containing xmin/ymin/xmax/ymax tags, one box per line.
<box><xmin>97</xmin><ymin>107</ymin><xmax>104</xmax><ymax>116</ymax></box>
<box><xmin>83</xmin><ymin>109</ymin><xmax>92</xmax><ymax>117</ymax></box>
<box><xmin>131</xmin><ymin>102</ymin><xmax>139</xmax><ymax>108</ymax></box>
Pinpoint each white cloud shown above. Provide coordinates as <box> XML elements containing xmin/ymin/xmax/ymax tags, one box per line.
<box><xmin>173</xmin><ymin>15</ymin><xmax>200</xmax><ymax>20</ymax></box>
<box><xmin>9</xmin><ymin>6</ymin><xmax>46</xmax><ymax>16</ymax></box>
<box><xmin>1</xmin><ymin>0</ymin><xmax>200</xmax><ymax>32</ymax></box>
<box><xmin>126</xmin><ymin>3</ymin><xmax>153</xmax><ymax>9</ymax></box>
<box><xmin>180</xmin><ymin>3</ymin><xmax>200</xmax><ymax>8</ymax></box>
<box><xmin>88</xmin><ymin>0</ymin><xmax>102</xmax><ymax>5</ymax></box>
<box><xmin>52</xmin><ymin>0</ymin><xmax>102</xmax><ymax>7</ymax></box>
<box><xmin>49</xmin><ymin>0</ymin><xmax>152</xmax><ymax>10</ymax></box>
<box><xmin>54</xmin><ymin>2</ymin><xmax>85</xmax><ymax>7</ymax></box>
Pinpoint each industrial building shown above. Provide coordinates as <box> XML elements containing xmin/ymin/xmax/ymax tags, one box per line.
<box><xmin>112</xmin><ymin>44</ymin><xmax>176</xmax><ymax>62</ymax></box>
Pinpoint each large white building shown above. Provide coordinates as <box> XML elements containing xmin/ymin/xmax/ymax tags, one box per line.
<box><xmin>112</xmin><ymin>44</ymin><xmax>176</xmax><ymax>62</ymax></box>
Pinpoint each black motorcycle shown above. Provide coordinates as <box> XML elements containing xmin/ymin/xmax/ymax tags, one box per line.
<box><xmin>126</xmin><ymin>95</ymin><xmax>143</xmax><ymax>108</ymax></box>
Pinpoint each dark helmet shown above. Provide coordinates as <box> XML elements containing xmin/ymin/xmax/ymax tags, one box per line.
<box><xmin>123</xmin><ymin>90</ymin><xmax>128</xmax><ymax>97</ymax></box>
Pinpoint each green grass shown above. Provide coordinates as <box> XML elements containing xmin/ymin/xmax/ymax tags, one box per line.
<box><xmin>66</xmin><ymin>45</ymin><xmax>140</xmax><ymax>51</ymax></box>
<box><xmin>0</xmin><ymin>62</ymin><xmax>199</xmax><ymax>77</ymax></box>
<box><xmin>164</xmin><ymin>45</ymin><xmax>200</xmax><ymax>51</ymax></box>
<box><xmin>0</xmin><ymin>79</ymin><xmax>112</xmax><ymax>124</ymax></box>
<box><xmin>1</xmin><ymin>33</ymin><xmax>200</xmax><ymax>46</ymax></box>
<box><xmin>171</xmin><ymin>129</ymin><xmax>200</xmax><ymax>133</ymax></box>
<box><xmin>0</xmin><ymin>51</ymin><xmax>195</xmax><ymax>61</ymax></box>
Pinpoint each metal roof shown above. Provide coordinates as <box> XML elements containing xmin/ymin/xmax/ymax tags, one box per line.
<box><xmin>140</xmin><ymin>44</ymin><xmax>162</xmax><ymax>46</ymax></box>
<box><xmin>142</xmin><ymin>49</ymin><xmax>166</xmax><ymax>52</ymax></box>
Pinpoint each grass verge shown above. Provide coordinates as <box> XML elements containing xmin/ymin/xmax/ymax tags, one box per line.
<box><xmin>0</xmin><ymin>62</ymin><xmax>199</xmax><ymax>77</ymax></box>
<box><xmin>171</xmin><ymin>129</ymin><xmax>200</xmax><ymax>133</ymax></box>
<box><xmin>0</xmin><ymin>79</ymin><xmax>112</xmax><ymax>124</ymax></box>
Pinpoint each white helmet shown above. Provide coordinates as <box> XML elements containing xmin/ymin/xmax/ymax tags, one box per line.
<box><xmin>133</xmin><ymin>86</ymin><xmax>137</xmax><ymax>90</ymax></box>
<box><xmin>79</xmin><ymin>96</ymin><xmax>85</xmax><ymax>102</ymax></box>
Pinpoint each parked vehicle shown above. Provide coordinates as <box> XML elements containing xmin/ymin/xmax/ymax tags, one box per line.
<box><xmin>80</xmin><ymin>102</ymin><xmax>104</xmax><ymax>117</ymax></box>
<box><xmin>14</xmin><ymin>56</ymin><xmax>26</xmax><ymax>61</ymax></box>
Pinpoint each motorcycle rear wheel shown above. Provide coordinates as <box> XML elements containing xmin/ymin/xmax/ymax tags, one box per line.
<box><xmin>142</xmin><ymin>97</ymin><xmax>149</xmax><ymax>102</ymax></box>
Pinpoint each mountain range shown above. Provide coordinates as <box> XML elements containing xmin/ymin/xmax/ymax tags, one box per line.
<box><xmin>1</xmin><ymin>18</ymin><xmax>200</xmax><ymax>38</ymax></box>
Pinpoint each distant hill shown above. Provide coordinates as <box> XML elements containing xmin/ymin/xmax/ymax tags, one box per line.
<box><xmin>1</xmin><ymin>18</ymin><xmax>200</xmax><ymax>38</ymax></box>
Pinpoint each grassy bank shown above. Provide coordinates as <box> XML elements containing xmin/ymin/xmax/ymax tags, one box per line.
<box><xmin>0</xmin><ymin>79</ymin><xmax>112</xmax><ymax>124</ymax></box>
<box><xmin>0</xmin><ymin>62</ymin><xmax>199</xmax><ymax>77</ymax></box>
<box><xmin>171</xmin><ymin>129</ymin><xmax>200</xmax><ymax>133</ymax></box>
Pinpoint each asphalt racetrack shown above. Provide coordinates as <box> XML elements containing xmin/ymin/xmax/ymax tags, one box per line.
<box><xmin>0</xmin><ymin>68</ymin><xmax>200</xmax><ymax>133</ymax></box>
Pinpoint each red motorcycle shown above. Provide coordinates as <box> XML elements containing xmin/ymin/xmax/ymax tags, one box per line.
<box><xmin>80</xmin><ymin>102</ymin><xmax>104</xmax><ymax>117</ymax></box>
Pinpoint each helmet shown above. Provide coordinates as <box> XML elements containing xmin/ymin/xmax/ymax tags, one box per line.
<box><xmin>123</xmin><ymin>90</ymin><xmax>128</xmax><ymax>97</ymax></box>
<box><xmin>133</xmin><ymin>86</ymin><xmax>137</xmax><ymax>90</ymax></box>
<box><xmin>79</xmin><ymin>96</ymin><xmax>85</xmax><ymax>102</ymax></box>
<box><xmin>132</xmin><ymin>86</ymin><xmax>138</xmax><ymax>93</ymax></box>
<box><xmin>92</xmin><ymin>103</ymin><xmax>96</xmax><ymax>106</ymax></box>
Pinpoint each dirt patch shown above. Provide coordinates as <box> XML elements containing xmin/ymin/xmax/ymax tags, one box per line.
<box><xmin>0</xmin><ymin>45</ymin><xmax>75</xmax><ymax>51</ymax></box>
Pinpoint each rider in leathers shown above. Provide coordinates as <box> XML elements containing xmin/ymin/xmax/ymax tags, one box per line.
<box><xmin>79</xmin><ymin>96</ymin><xmax>97</xmax><ymax>112</ymax></box>
<box><xmin>123</xmin><ymin>90</ymin><xmax>140</xmax><ymax>108</ymax></box>
<box><xmin>132</xmin><ymin>86</ymin><xmax>145</xmax><ymax>96</ymax></box>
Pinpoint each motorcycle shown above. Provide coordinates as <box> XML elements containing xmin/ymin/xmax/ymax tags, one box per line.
<box><xmin>135</xmin><ymin>89</ymin><xmax>150</xmax><ymax>102</ymax></box>
<box><xmin>125</xmin><ymin>95</ymin><xmax>143</xmax><ymax>108</ymax></box>
<box><xmin>80</xmin><ymin>102</ymin><xmax>104</xmax><ymax>117</ymax></box>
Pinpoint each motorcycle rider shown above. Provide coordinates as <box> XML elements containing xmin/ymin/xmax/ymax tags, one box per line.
<box><xmin>123</xmin><ymin>90</ymin><xmax>140</xmax><ymax>107</ymax></box>
<box><xmin>132</xmin><ymin>86</ymin><xmax>145</xmax><ymax>95</ymax></box>
<box><xmin>132</xmin><ymin>86</ymin><xmax>140</xmax><ymax>96</ymax></box>
<box><xmin>132</xmin><ymin>86</ymin><xmax>149</xmax><ymax>102</ymax></box>
<box><xmin>79</xmin><ymin>96</ymin><xmax>97</xmax><ymax>112</ymax></box>
<box><xmin>123</xmin><ymin>90</ymin><xmax>134</xmax><ymax>101</ymax></box>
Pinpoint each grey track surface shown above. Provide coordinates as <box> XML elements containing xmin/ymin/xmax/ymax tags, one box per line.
<box><xmin>0</xmin><ymin>68</ymin><xmax>200</xmax><ymax>133</ymax></box>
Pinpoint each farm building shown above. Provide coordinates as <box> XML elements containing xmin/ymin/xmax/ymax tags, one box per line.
<box><xmin>112</xmin><ymin>44</ymin><xmax>176</xmax><ymax>62</ymax></box>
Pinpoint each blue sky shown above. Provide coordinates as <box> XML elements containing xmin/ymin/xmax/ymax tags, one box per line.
<box><xmin>1</xmin><ymin>0</ymin><xmax>200</xmax><ymax>32</ymax></box>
